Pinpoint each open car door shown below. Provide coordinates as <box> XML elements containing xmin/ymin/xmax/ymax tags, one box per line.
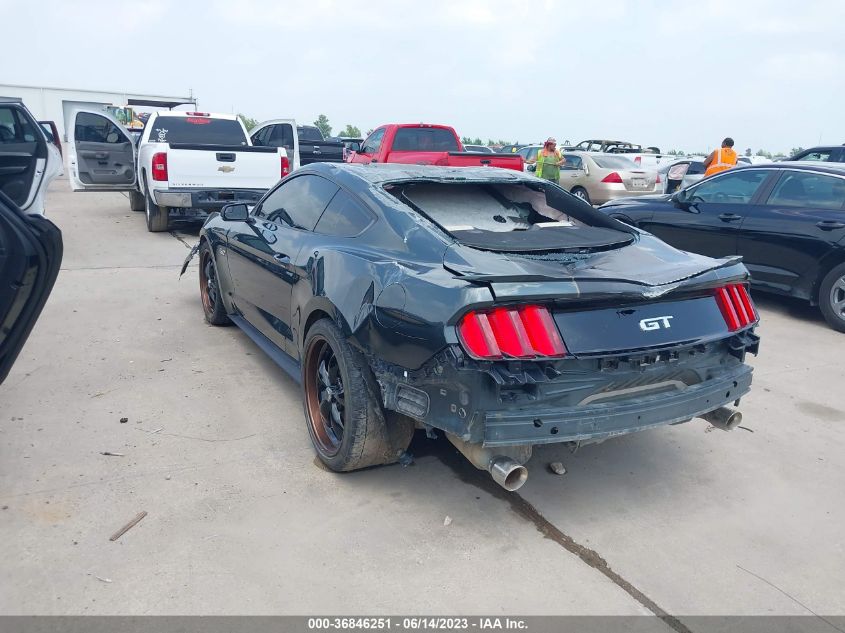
<box><xmin>67</xmin><ymin>109</ymin><xmax>137</xmax><ymax>192</ymax></box>
<box><xmin>0</xmin><ymin>190</ymin><xmax>62</xmax><ymax>384</ymax></box>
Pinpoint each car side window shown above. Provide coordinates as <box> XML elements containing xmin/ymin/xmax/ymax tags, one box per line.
<box><xmin>687</xmin><ymin>170</ymin><xmax>771</xmax><ymax>205</ymax></box>
<box><xmin>314</xmin><ymin>189</ymin><xmax>375</xmax><ymax>237</ymax></box>
<box><xmin>256</xmin><ymin>175</ymin><xmax>339</xmax><ymax>231</ymax></box>
<box><xmin>251</xmin><ymin>126</ymin><xmax>270</xmax><ymax>146</ymax></box>
<box><xmin>562</xmin><ymin>154</ymin><xmax>582</xmax><ymax>170</ymax></box>
<box><xmin>0</xmin><ymin>107</ymin><xmax>38</xmax><ymax>143</ymax></box>
<box><xmin>75</xmin><ymin>112</ymin><xmax>125</xmax><ymax>144</ymax></box>
<box><xmin>766</xmin><ymin>172</ymin><xmax>845</xmax><ymax>210</ymax></box>
<box><xmin>269</xmin><ymin>123</ymin><xmax>295</xmax><ymax>150</ymax></box>
<box><xmin>361</xmin><ymin>128</ymin><xmax>385</xmax><ymax>154</ymax></box>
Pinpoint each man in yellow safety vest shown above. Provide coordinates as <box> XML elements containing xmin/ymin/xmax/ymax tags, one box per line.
<box><xmin>703</xmin><ymin>137</ymin><xmax>738</xmax><ymax>177</ymax></box>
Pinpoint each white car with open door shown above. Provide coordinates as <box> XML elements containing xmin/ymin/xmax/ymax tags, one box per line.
<box><xmin>0</xmin><ymin>97</ymin><xmax>63</xmax><ymax>216</ymax></box>
<box><xmin>249</xmin><ymin>119</ymin><xmax>300</xmax><ymax>170</ymax></box>
<box><xmin>68</xmin><ymin>109</ymin><xmax>289</xmax><ymax>232</ymax></box>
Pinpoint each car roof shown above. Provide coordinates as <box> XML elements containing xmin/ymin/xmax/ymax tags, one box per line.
<box><xmin>298</xmin><ymin>162</ymin><xmax>531</xmax><ymax>188</ymax></box>
<box><xmin>798</xmin><ymin>145</ymin><xmax>845</xmax><ymax>150</ymax></box>
<box><xmin>741</xmin><ymin>162</ymin><xmax>845</xmax><ymax>176</ymax></box>
<box><xmin>152</xmin><ymin>111</ymin><xmax>237</xmax><ymax>120</ymax></box>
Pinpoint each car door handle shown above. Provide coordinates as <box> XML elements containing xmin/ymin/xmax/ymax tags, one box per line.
<box><xmin>273</xmin><ymin>253</ymin><xmax>291</xmax><ymax>264</ymax></box>
<box><xmin>718</xmin><ymin>213</ymin><xmax>743</xmax><ymax>222</ymax></box>
<box><xmin>816</xmin><ymin>220</ymin><xmax>845</xmax><ymax>230</ymax></box>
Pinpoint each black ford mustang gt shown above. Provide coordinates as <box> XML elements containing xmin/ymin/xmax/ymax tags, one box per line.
<box><xmin>185</xmin><ymin>163</ymin><xmax>759</xmax><ymax>491</ymax></box>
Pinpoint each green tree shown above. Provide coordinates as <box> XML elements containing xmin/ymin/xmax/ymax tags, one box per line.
<box><xmin>756</xmin><ymin>149</ymin><xmax>773</xmax><ymax>159</ymax></box>
<box><xmin>237</xmin><ymin>113</ymin><xmax>258</xmax><ymax>131</ymax></box>
<box><xmin>340</xmin><ymin>124</ymin><xmax>361</xmax><ymax>138</ymax></box>
<box><xmin>314</xmin><ymin>114</ymin><xmax>332</xmax><ymax>138</ymax></box>
<box><xmin>472</xmin><ymin>137</ymin><xmax>483</xmax><ymax>145</ymax></box>
<box><xmin>745</xmin><ymin>147</ymin><xmax>752</xmax><ymax>157</ymax></box>
<box><xmin>790</xmin><ymin>147</ymin><xmax>805</xmax><ymax>157</ymax></box>
<box><xmin>461</xmin><ymin>136</ymin><xmax>472</xmax><ymax>144</ymax></box>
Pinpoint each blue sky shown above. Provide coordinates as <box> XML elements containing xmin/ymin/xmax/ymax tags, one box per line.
<box><xmin>4</xmin><ymin>0</ymin><xmax>843</xmax><ymax>153</ymax></box>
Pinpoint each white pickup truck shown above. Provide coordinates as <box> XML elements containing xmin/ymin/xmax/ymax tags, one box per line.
<box><xmin>68</xmin><ymin>110</ymin><xmax>289</xmax><ymax>231</ymax></box>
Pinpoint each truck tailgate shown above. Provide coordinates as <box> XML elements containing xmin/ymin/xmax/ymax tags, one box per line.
<box><xmin>446</xmin><ymin>152</ymin><xmax>524</xmax><ymax>171</ymax></box>
<box><xmin>165</xmin><ymin>144</ymin><xmax>281</xmax><ymax>190</ymax></box>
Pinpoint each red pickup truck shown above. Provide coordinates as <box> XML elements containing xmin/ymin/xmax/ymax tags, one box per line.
<box><xmin>347</xmin><ymin>124</ymin><xmax>523</xmax><ymax>171</ymax></box>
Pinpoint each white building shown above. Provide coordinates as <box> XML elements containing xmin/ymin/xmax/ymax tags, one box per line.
<box><xmin>0</xmin><ymin>83</ymin><xmax>196</xmax><ymax>141</ymax></box>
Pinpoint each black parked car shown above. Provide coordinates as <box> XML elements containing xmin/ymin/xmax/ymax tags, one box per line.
<box><xmin>601</xmin><ymin>163</ymin><xmax>845</xmax><ymax>331</ymax></box>
<box><xmin>185</xmin><ymin>164</ymin><xmax>759</xmax><ymax>490</ymax></box>
<box><xmin>788</xmin><ymin>145</ymin><xmax>845</xmax><ymax>163</ymax></box>
<box><xmin>0</xmin><ymin>191</ymin><xmax>62</xmax><ymax>384</ymax></box>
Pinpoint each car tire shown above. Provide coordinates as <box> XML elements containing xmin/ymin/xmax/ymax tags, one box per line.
<box><xmin>145</xmin><ymin>190</ymin><xmax>170</xmax><ymax>232</ymax></box>
<box><xmin>572</xmin><ymin>187</ymin><xmax>591</xmax><ymax>204</ymax></box>
<box><xmin>302</xmin><ymin>318</ymin><xmax>415</xmax><ymax>472</ymax></box>
<box><xmin>199</xmin><ymin>240</ymin><xmax>231</xmax><ymax>326</ymax></box>
<box><xmin>129</xmin><ymin>189</ymin><xmax>145</xmax><ymax>212</ymax></box>
<box><xmin>819</xmin><ymin>262</ymin><xmax>845</xmax><ymax>333</ymax></box>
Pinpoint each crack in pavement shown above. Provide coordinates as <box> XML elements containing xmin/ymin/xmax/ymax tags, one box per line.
<box><xmin>423</xmin><ymin>441</ymin><xmax>692</xmax><ymax>633</ymax></box>
<box><xmin>169</xmin><ymin>230</ymin><xmax>194</xmax><ymax>249</ymax></box>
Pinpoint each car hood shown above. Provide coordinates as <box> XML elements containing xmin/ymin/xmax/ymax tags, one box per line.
<box><xmin>443</xmin><ymin>234</ymin><xmax>747</xmax><ymax>301</ymax></box>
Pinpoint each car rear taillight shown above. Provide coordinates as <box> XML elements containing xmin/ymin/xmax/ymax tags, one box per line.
<box><xmin>601</xmin><ymin>172</ymin><xmax>623</xmax><ymax>183</ymax></box>
<box><xmin>281</xmin><ymin>155</ymin><xmax>290</xmax><ymax>177</ymax></box>
<box><xmin>655</xmin><ymin>172</ymin><xmax>662</xmax><ymax>184</ymax></box>
<box><xmin>457</xmin><ymin>305</ymin><xmax>567</xmax><ymax>360</ymax></box>
<box><xmin>634</xmin><ymin>156</ymin><xmax>642</xmax><ymax>166</ymax></box>
<box><xmin>186</xmin><ymin>112</ymin><xmax>209</xmax><ymax>117</ymax></box>
<box><xmin>715</xmin><ymin>284</ymin><xmax>758</xmax><ymax>331</ymax></box>
<box><xmin>151</xmin><ymin>152</ymin><xmax>168</xmax><ymax>181</ymax></box>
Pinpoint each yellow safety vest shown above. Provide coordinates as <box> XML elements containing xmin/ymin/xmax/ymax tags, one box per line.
<box><xmin>536</xmin><ymin>149</ymin><xmax>561</xmax><ymax>179</ymax></box>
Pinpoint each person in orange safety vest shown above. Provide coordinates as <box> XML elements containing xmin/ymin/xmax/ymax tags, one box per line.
<box><xmin>703</xmin><ymin>137</ymin><xmax>738</xmax><ymax>177</ymax></box>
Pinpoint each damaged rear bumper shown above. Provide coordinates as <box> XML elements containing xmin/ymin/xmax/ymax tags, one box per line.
<box><xmin>482</xmin><ymin>363</ymin><xmax>751</xmax><ymax>446</ymax></box>
<box><xmin>376</xmin><ymin>333</ymin><xmax>758</xmax><ymax>448</ymax></box>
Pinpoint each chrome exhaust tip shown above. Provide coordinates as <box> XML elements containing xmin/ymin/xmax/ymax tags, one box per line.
<box><xmin>701</xmin><ymin>406</ymin><xmax>743</xmax><ymax>431</ymax></box>
<box><xmin>489</xmin><ymin>457</ymin><xmax>529</xmax><ymax>492</ymax></box>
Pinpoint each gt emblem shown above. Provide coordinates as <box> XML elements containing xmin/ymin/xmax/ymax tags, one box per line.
<box><xmin>639</xmin><ymin>316</ymin><xmax>674</xmax><ymax>331</ymax></box>
<box><xmin>218</xmin><ymin>165</ymin><xmax>235</xmax><ymax>173</ymax></box>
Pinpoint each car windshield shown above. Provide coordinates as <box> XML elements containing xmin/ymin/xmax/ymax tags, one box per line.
<box><xmin>146</xmin><ymin>116</ymin><xmax>247</xmax><ymax>145</ymax></box>
<box><xmin>592</xmin><ymin>155</ymin><xmax>639</xmax><ymax>170</ymax></box>
<box><xmin>392</xmin><ymin>128</ymin><xmax>459</xmax><ymax>152</ymax></box>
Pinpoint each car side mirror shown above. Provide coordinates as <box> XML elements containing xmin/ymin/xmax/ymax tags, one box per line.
<box><xmin>221</xmin><ymin>203</ymin><xmax>249</xmax><ymax>221</ymax></box>
<box><xmin>526</xmin><ymin>164</ymin><xmax>536</xmax><ymax>172</ymax></box>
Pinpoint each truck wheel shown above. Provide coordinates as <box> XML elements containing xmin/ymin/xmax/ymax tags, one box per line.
<box><xmin>819</xmin><ymin>262</ymin><xmax>845</xmax><ymax>333</ymax></box>
<box><xmin>129</xmin><ymin>189</ymin><xmax>145</xmax><ymax>212</ymax></box>
<box><xmin>572</xmin><ymin>187</ymin><xmax>591</xmax><ymax>204</ymax></box>
<box><xmin>199</xmin><ymin>240</ymin><xmax>231</xmax><ymax>326</ymax></box>
<box><xmin>302</xmin><ymin>318</ymin><xmax>414</xmax><ymax>472</ymax></box>
<box><xmin>145</xmin><ymin>191</ymin><xmax>170</xmax><ymax>232</ymax></box>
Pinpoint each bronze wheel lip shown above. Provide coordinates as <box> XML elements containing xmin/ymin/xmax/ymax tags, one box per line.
<box><xmin>304</xmin><ymin>335</ymin><xmax>345</xmax><ymax>457</ymax></box>
<box><xmin>199</xmin><ymin>251</ymin><xmax>216</xmax><ymax>316</ymax></box>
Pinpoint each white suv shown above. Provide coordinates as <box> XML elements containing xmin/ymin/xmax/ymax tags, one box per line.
<box><xmin>0</xmin><ymin>97</ymin><xmax>63</xmax><ymax>216</ymax></box>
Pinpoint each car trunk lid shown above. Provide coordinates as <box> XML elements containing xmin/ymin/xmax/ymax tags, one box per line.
<box><xmin>443</xmin><ymin>239</ymin><xmax>746</xmax><ymax>302</ymax></box>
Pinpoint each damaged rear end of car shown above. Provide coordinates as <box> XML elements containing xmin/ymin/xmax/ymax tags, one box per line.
<box><xmin>366</xmin><ymin>169</ymin><xmax>760</xmax><ymax>491</ymax></box>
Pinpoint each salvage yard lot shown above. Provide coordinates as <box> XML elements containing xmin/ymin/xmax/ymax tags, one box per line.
<box><xmin>1</xmin><ymin>179</ymin><xmax>844</xmax><ymax>618</ymax></box>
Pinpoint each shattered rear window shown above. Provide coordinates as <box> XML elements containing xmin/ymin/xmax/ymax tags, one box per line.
<box><xmin>386</xmin><ymin>182</ymin><xmax>635</xmax><ymax>253</ymax></box>
<box><xmin>396</xmin><ymin>183</ymin><xmax>573</xmax><ymax>232</ymax></box>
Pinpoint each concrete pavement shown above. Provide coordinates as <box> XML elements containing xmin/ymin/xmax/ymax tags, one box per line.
<box><xmin>1</xmin><ymin>180</ymin><xmax>843</xmax><ymax>622</ymax></box>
